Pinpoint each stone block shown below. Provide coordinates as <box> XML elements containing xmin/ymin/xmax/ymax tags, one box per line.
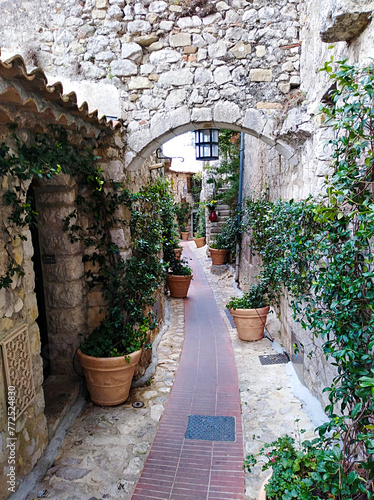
<box><xmin>319</xmin><ymin>0</ymin><xmax>373</xmax><ymax>42</ymax></box>
<box><xmin>92</xmin><ymin>8</ymin><xmax>106</xmax><ymax>19</ymax></box>
<box><xmin>231</xmin><ymin>42</ymin><xmax>251</xmax><ymax>59</ymax></box>
<box><xmin>148</xmin><ymin>42</ymin><xmax>163</xmax><ymax>52</ymax></box>
<box><xmin>243</xmin><ymin>108</ymin><xmax>267</xmax><ymax>137</ymax></box>
<box><xmin>249</xmin><ymin>69</ymin><xmax>273</xmax><ymax>82</ymax></box>
<box><xmin>159</xmin><ymin>69</ymin><xmax>194</xmax><ymax>87</ymax></box>
<box><xmin>184</xmin><ymin>45</ymin><xmax>197</xmax><ymax>55</ymax></box>
<box><xmin>128</xmin><ymin>77</ymin><xmax>153</xmax><ymax>90</ymax></box>
<box><xmin>170</xmin><ymin>33</ymin><xmax>191</xmax><ymax>47</ymax></box>
<box><xmin>214</xmin><ymin>66</ymin><xmax>231</xmax><ymax>85</ymax></box>
<box><xmin>177</xmin><ymin>16</ymin><xmax>202</xmax><ymax>29</ymax></box>
<box><xmin>214</xmin><ymin>101</ymin><xmax>241</xmax><ymax>125</ymax></box>
<box><xmin>149</xmin><ymin>49</ymin><xmax>180</xmax><ymax>65</ymax></box>
<box><xmin>127</xmin><ymin>20</ymin><xmax>152</xmax><ymax>35</ymax></box>
<box><xmin>194</xmin><ymin>68</ymin><xmax>213</xmax><ymax>85</ymax></box>
<box><xmin>191</xmin><ymin>107</ymin><xmax>213</xmax><ymax>123</ymax></box>
<box><xmin>121</xmin><ymin>42</ymin><xmax>143</xmax><ymax>63</ymax></box>
<box><xmin>134</xmin><ymin>34</ymin><xmax>159</xmax><ymax>47</ymax></box>
<box><xmin>110</xmin><ymin>59</ymin><xmax>137</xmax><ymax>77</ymax></box>
<box><xmin>256</xmin><ymin>102</ymin><xmax>283</xmax><ymax>110</ymax></box>
<box><xmin>256</xmin><ymin>45</ymin><xmax>266</xmax><ymax>57</ymax></box>
<box><xmin>208</xmin><ymin>40</ymin><xmax>227</xmax><ymax>59</ymax></box>
<box><xmin>45</xmin><ymin>280</ymin><xmax>84</xmax><ymax>309</ymax></box>
<box><xmin>96</xmin><ymin>0</ymin><xmax>107</xmax><ymax>8</ymax></box>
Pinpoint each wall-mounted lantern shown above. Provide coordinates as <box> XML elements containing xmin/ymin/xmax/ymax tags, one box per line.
<box><xmin>195</xmin><ymin>129</ymin><xmax>219</xmax><ymax>161</ymax></box>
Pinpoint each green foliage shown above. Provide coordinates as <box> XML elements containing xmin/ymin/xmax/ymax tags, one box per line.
<box><xmin>243</xmin><ymin>58</ymin><xmax>374</xmax><ymax>496</ymax></box>
<box><xmin>245</xmin><ymin>435</ymin><xmax>370</xmax><ymax>500</ymax></box>
<box><xmin>191</xmin><ymin>171</ymin><xmax>202</xmax><ymax>203</ymax></box>
<box><xmin>174</xmin><ymin>200</ymin><xmax>191</xmax><ymax>231</ymax></box>
<box><xmin>0</xmin><ymin>127</ymin><xmax>173</xmax><ymax>358</ymax></box>
<box><xmin>206</xmin><ymin>130</ymin><xmax>240</xmax><ymax>209</ymax></box>
<box><xmin>194</xmin><ymin>201</ymin><xmax>206</xmax><ymax>238</ymax></box>
<box><xmin>226</xmin><ymin>280</ymin><xmax>275</xmax><ymax>310</ymax></box>
<box><xmin>210</xmin><ymin>207</ymin><xmax>242</xmax><ymax>256</ymax></box>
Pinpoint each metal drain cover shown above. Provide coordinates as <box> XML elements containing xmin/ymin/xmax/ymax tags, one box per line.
<box><xmin>225</xmin><ymin>309</ymin><xmax>236</xmax><ymax>328</ymax></box>
<box><xmin>185</xmin><ymin>415</ymin><xmax>235</xmax><ymax>442</ymax></box>
<box><xmin>259</xmin><ymin>353</ymin><xmax>289</xmax><ymax>365</ymax></box>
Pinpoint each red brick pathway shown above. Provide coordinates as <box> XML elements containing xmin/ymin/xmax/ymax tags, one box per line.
<box><xmin>132</xmin><ymin>242</ymin><xmax>245</xmax><ymax>500</ymax></box>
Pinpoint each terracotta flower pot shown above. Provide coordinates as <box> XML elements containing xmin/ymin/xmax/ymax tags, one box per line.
<box><xmin>166</xmin><ymin>274</ymin><xmax>192</xmax><ymax>298</ymax></box>
<box><xmin>230</xmin><ymin>306</ymin><xmax>270</xmax><ymax>341</ymax></box>
<box><xmin>77</xmin><ymin>349</ymin><xmax>142</xmax><ymax>406</ymax></box>
<box><xmin>258</xmin><ymin>473</ymin><xmax>272</xmax><ymax>500</ymax></box>
<box><xmin>180</xmin><ymin>231</ymin><xmax>190</xmax><ymax>240</ymax></box>
<box><xmin>173</xmin><ymin>247</ymin><xmax>183</xmax><ymax>259</ymax></box>
<box><xmin>210</xmin><ymin>247</ymin><xmax>227</xmax><ymax>265</ymax></box>
<box><xmin>194</xmin><ymin>237</ymin><xmax>205</xmax><ymax>248</ymax></box>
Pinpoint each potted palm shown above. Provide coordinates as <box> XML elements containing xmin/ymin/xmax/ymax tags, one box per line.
<box><xmin>226</xmin><ymin>281</ymin><xmax>275</xmax><ymax>341</ymax></box>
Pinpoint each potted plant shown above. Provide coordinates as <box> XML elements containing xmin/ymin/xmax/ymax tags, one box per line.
<box><xmin>174</xmin><ymin>201</ymin><xmax>191</xmax><ymax>239</ymax></box>
<box><xmin>245</xmin><ymin>434</ymin><xmax>371</xmax><ymax>500</ymax></box>
<box><xmin>64</xmin><ymin>181</ymin><xmax>166</xmax><ymax>406</ymax></box>
<box><xmin>209</xmin><ymin>231</ymin><xmax>229</xmax><ymax>265</ymax></box>
<box><xmin>226</xmin><ymin>281</ymin><xmax>275</xmax><ymax>341</ymax></box>
<box><xmin>206</xmin><ymin>199</ymin><xmax>218</xmax><ymax>222</ymax></box>
<box><xmin>165</xmin><ymin>256</ymin><xmax>193</xmax><ymax>298</ymax></box>
<box><xmin>193</xmin><ymin>230</ymin><xmax>206</xmax><ymax>248</ymax></box>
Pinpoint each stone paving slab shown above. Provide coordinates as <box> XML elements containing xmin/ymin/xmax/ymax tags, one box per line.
<box><xmin>26</xmin><ymin>242</ymin><xmax>318</xmax><ymax>500</ymax></box>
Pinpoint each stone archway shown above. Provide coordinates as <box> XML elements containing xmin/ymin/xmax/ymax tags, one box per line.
<box><xmin>125</xmin><ymin>107</ymin><xmax>296</xmax><ymax>172</ymax></box>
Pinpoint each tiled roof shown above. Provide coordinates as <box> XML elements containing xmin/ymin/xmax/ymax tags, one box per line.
<box><xmin>0</xmin><ymin>55</ymin><xmax>120</xmax><ymax>138</ymax></box>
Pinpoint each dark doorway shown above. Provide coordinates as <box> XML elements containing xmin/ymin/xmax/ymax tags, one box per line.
<box><xmin>28</xmin><ymin>184</ymin><xmax>51</xmax><ymax>379</ymax></box>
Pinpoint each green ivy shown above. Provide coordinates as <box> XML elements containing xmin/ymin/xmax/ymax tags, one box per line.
<box><xmin>0</xmin><ymin>127</ymin><xmax>177</xmax><ymax>358</ymax></box>
<box><xmin>243</xmin><ymin>58</ymin><xmax>374</xmax><ymax>496</ymax></box>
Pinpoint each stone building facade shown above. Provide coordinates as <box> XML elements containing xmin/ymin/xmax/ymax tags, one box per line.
<box><xmin>0</xmin><ymin>0</ymin><xmax>373</xmax><ymax>497</ymax></box>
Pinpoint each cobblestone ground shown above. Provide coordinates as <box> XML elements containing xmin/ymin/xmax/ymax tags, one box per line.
<box><xmin>28</xmin><ymin>242</ymin><xmax>317</xmax><ymax>500</ymax></box>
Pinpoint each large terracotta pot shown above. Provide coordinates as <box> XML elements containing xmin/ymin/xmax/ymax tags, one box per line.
<box><xmin>180</xmin><ymin>231</ymin><xmax>190</xmax><ymax>240</ymax></box>
<box><xmin>194</xmin><ymin>237</ymin><xmax>205</xmax><ymax>248</ymax></box>
<box><xmin>258</xmin><ymin>473</ymin><xmax>272</xmax><ymax>500</ymax></box>
<box><xmin>166</xmin><ymin>274</ymin><xmax>192</xmax><ymax>298</ymax></box>
<box><xmin>77</xmin><ymin>349</ymin><xmax>142</xmax><ymax>406</ymax></box>
<box><xmin>210</xmin><ymin>247</ymin><xmax>227</xmax><ymax>265</ymax></box>
<box><xmin>230</xmin><ymin>306</ymin><xmax>270</xmax><ymax>341</ymax></box>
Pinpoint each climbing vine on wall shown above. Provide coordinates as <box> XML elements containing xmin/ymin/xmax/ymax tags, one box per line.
<box><xmin>0</xmin><ymin>127</ymin><xmax>176</xmax><ymax>357</ymax></box>
<box><xmin>244</xmin><ymin>58</ymin><xmax>374</xmax><ymax>496</ymax></box>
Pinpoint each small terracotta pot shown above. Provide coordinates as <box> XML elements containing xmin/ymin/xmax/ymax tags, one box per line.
<box><xmin>166</xmin><ymin>274</ymin><xmax>192</xmax><ymax>298</ymax></box>
<box><xmin>230</xmin><ymin>306</ymin><xmax>270</xmax><ymax>341</ymax></box>
<box><xmin>77</xmin><ymin>349</ymin><xmax>142</xmax><ymax>406</ymax></box>
<box><xmin>210</xmin><ymin>247</ymin><xmax>227</xmax><ymax>265</ymax></box>
<box><xmin>194</xmin><ymin>237</ymin><xmax>205</xmax><ymax>248</ymax></box>
<box><xmin>180</xmin><ymin>231</ymin><xmax>190</xmax><ymax>240</ymax></box>
<box><xmin>173</xmin><ymin>247</ymin><xmax>183</xmax><ymax>259</ymax></box>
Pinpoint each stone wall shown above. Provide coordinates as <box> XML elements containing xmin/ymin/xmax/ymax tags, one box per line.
<box><xmin>0</xmin><ymin>120</ymin><xmax>164</xmax><ymax>497</ymax></box>
<box><xmin>0</xmin><ymin>0</ymin><xmax>303</xmax><ymax>170</ymax></box>
<box><xmin>238</xmin><ymin>0</ymin><xmax>374</xmax><ymax>404</ymax></box>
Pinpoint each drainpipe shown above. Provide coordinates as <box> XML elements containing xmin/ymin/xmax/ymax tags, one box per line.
<box><xmin>234</xmin><ymin>132</ymin><xmax>245</xmax><ymax>282</ymax></box>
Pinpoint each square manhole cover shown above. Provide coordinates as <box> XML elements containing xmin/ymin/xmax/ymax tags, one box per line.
<box><xmin>185</xmin><ymin>415</ymin><xmax>235</xmax><ymax>442</ymax></box>
<box><xmin>259</xmin><ymin>353</ymin><xmax>289</xmax><ymax>365</ymax></box>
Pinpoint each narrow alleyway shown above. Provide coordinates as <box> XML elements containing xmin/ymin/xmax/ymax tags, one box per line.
<box><xmin>24</xmin><ymin>241</ymin><xmax>320</xmax><ymax>500</ymax></box>
<box><xmin>132</xmin><ymin>242</ymin><xmax>245</xmax><ymax>499</ymax></box>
